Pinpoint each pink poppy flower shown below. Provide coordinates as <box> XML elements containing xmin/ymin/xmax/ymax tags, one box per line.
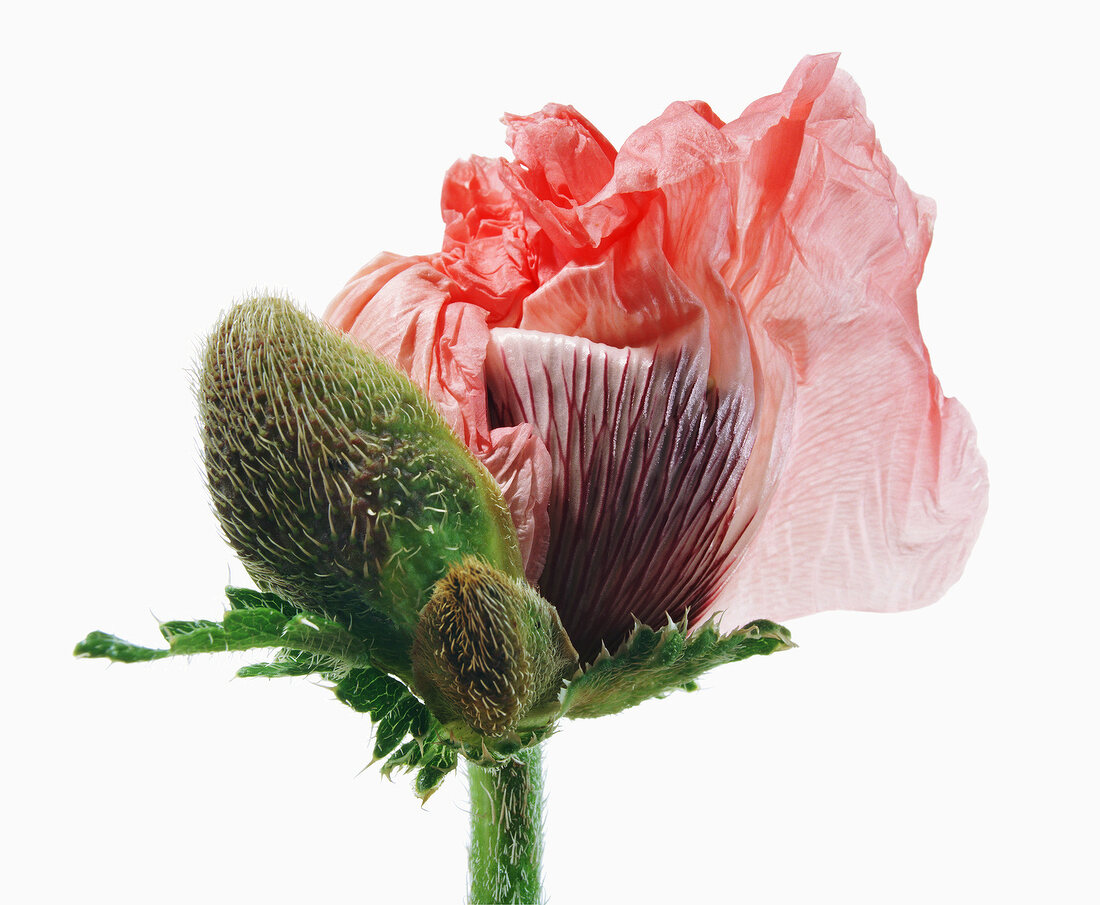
<box><xmin>325</xmin><ymin>54</ymin><xmax>988</xmax><ymax>663</ymax></box>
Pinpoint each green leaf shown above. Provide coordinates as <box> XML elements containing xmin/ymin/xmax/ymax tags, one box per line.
<box><xmin>73</xmin><ymin>588</ymin><xmax>372</xmax><ymax>669</ymax></box>
<box><xmin>224</xmin><ymin>586</ymin><xmax>301</xmax><ymax>618</ymax></box>
<box><xmin>74</xmin><ymin>631</ymin><xmax>171</xmax><ymax>663</ymax></box>
<box><xmin>378</xmin><ymin>734</ymin><xmax>460</xmax><ymax>802</ymax></box>
<box><xmin>333</xmin><ymin>666</ymin><xmax>408</xmax><ymax>718</ymax></box>
<box><xmin>332</xmin><ymin>668</ymin><xmax>430</xmax><ymax>758</ymax></box>
<box><xmin>159</xmin><ymin>619</ymin><xmax>222</xmax><ymax>641</ymax></box>
<box><xmin>332</xmin><ymin>666</ymin><xmax>462</xmax><ymax>799</ymax></box>
<box><xmin>236</xmin><ymin>649</ymin><xmax>335</xmax><ymax>679</ymax></box>
<box><xmin>374</xmin><ymin>697</ymin><xmax>425</xmax><ymax>759</ymax></box>
<box><xmin>415</xmin><ymin>745</ymin><xmax>458</xmax><ymax>800</ymax></box>
<box><xmin>73</xmin><ymin>587</ymin><xmax>467</xmax><ymax>800</ymax></box>
<box><xmin>558</xmin><ymin>617</ymin><xmax>794</xmax><ymax>720</ymax></box>
<box><xmin>279</xmin><ymin>613</ymin><xmax>372</xmax><ymax>663</ymax></box>
<box><xmin>380</xmin><ymin>739</ymin><xmax>426</xmax><ymax>776</ymax></box>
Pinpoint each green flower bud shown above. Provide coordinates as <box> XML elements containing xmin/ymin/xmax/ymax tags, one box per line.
<box><xmin>198</xmin><ymin>295</ymin><xmax>524</xmax><ymax>678</ymax></box>
<box><xmin>412</xmin><ymin>557</ymin><xmax>579</xmax><ymax>738</ymax></box>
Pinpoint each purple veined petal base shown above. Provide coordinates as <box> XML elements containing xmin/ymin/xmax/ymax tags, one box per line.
<box><xmin>485</xmin><ymin>330</ymin><xmax>756</xmax><ymax>663</ymax></box>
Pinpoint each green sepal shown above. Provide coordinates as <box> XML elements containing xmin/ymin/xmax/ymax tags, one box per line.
<box><xmin>453</xmin><ymin>722</ymin><xmax>557</xmax><ymax>768</ymax></box>
<box><xmin>558</xmin><ymin>617</ymin><xmax>794</xmax><ymax>720</ymax></box>
<box><xmin>199</xmin><ymin>295</ymin><xmax>526</xmax><ymax>683</ymax></box>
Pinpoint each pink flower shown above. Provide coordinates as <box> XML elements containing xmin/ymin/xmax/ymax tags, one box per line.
<box><xmin>325</xmin><ymin>55</ymin><xmax>988</xmax><ymax>663</ymax></box>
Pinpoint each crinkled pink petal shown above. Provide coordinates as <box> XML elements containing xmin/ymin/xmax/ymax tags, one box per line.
<box><xmin>519</xmin><ymin>207</ymin><xmax>709</xmax><ymax>353</ymax></box>
<box><xmin>440</xmin><ymin>156</ymin><xmax>535</xmax><ymax>323</ymax></box>
<box><xmin>495</xmin><ymin>105</ymin><xmax>620</xmax><ymax>265</ymax></box>
<box><xmin>711</xmin><ymin>64</ymin><xmax>989</xmax><ymax>625</ymax></box>
<box><xmin>437</xmin><ymin>106</ymin><xmax>618</xmax><ymax>319</ymax></box>
<box><xmin>481</xmin><ymin>423</ymin><xmax>552</xmax><ymax>583</ymax></box>
<box><xmin>504</xmin><ymin>104</ymin><xmax>617</xmax><ymax>206</ymax></box>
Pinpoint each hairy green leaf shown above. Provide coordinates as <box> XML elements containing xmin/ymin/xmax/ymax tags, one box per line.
<box><xmin>558</xmin><ymin>618</ymin><xmax>794</xmax><ymax>720</ymax></box>
<box><xmin>74</xmin><ymin>589</ymin><xmax>372</xmax><ymax>667</ymax></box>
<box><xmin>332</xmin><ymin>666</ymin><xmax>462</xmax><ymax>798</ymax></box>
<box><xmin>415</xmin><ymin>745</ymin><xmax>459</xmax><ymax>799</ymax></box>
<box><xmin>236</xmin><ymin>649</ymin><xmax>336</xmax><ymax>679</ymax></box>
<box><xmin>224</xmin><ymin>586</ymin><xmax>301</xmax><ymax>617</ymax></box>
<box><xmin>74</xmin><ymin>587</ymin><xmax>464</xmax><ymax>800</ymax></box>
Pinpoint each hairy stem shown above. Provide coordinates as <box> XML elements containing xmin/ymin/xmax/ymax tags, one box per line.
<box><xmin>468</xmin><ymin>745</ymin><xmax>544</xmax><ymax>905</ymax></box>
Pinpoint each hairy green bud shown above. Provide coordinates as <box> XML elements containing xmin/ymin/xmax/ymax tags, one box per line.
<box><xmin>412</xmin><ymin>558</ymin><xmax>579</xmax><ymax>738</ymax></box>
<box><xmin>198</xmin><ymin>295</ymin><xmax>524</xmax><ymax>677</ymax></box>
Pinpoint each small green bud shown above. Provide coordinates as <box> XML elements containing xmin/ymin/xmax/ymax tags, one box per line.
<box><xmin>198</xmin><ymin>295</ymin><xmax>524</xmax><ymax>677</ymax></box>
<box><xmin>412</xmin><ymin>557</ymin><xmax>579</xmax><ymax>738</ymax></box>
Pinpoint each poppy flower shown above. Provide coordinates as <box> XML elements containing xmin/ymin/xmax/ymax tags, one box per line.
<box><xmin>324</xmin><ymin>53</ymin><xmax>988</xmax><ymax>664</ymax></box>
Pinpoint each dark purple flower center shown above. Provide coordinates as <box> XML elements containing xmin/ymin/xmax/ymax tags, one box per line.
<box><xmin>486</xmin><ymin>330</ymin><xmax>755</xmax><ymax>662</ymax></box>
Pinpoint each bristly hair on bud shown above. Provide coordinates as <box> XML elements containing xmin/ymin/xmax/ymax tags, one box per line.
<box><xmin>412</xmin><ymin>557</ymin><xmax>579</xmax><ymax>738</ymax></box>
<box><xmin>198</xmin><ymin>294</ymin><xmax>525</xmax><ymax>680</ymax></box>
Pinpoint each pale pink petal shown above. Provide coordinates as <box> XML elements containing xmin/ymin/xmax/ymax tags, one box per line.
<box><xmin>719</xmin><ymin>53</ymin><xmax>840</xmax><ymax>296</ymax></box>
<box><xmin>325</xmin><ymin>251</ymin><xmax>432</xmax><ymax>332</ymax></box>
<box><xmin>712</xmin><ymin>67</ymin><xmax>989</xmax><ymax>626</ymax></box>
<box><xmin>481</xmin><ymin>424</ymin><xmax>552</xmax><ymax>583</ymax></box>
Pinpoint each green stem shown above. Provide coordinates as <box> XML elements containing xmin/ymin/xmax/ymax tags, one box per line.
<box><xmin>468</xmin><ymin>744</ymin><xmax>544</xmax><ymax>905</ymax></box>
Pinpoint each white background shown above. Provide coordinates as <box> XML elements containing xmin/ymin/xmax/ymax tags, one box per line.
<box><xmin>4</xmin><ymin>2</ymin><xmax>1096</xmax><ymax>903</ymax></box>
